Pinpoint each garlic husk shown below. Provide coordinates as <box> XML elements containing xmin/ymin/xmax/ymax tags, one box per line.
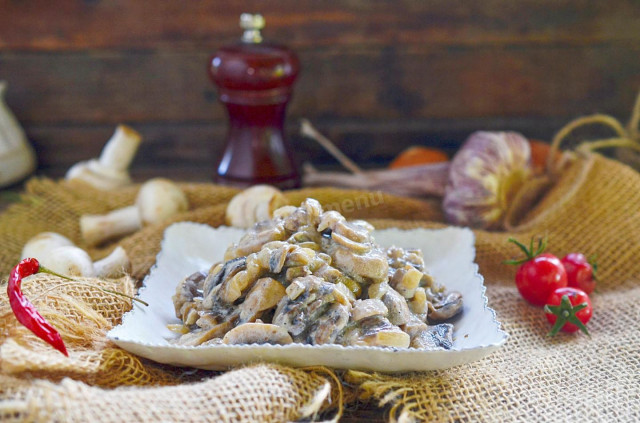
<box><xmin>0</xmin><ymin>81</ymin><xmax>37</xmax><ymax>187</ymax></box>
<box><xmin>443</xmin><ymin>131</ymin><xmax>531</xmax><ymax>229</ymax></box>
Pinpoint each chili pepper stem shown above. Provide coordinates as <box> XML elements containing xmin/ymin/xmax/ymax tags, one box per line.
<box><xmin>38</xmin><ymin>264</ymin><xmax>148</xmax><ymax>306</ymax></box>
<box><xmin>101</xmin><ymin>288</ymin><xmax>149</xmax><ymax>306</ymax></box>
<box><xmin>38</xmin><ymin>265</ymin><xmax>76</xmax><ymax>281</ymax></box>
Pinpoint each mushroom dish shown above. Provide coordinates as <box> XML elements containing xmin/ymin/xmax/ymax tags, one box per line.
<box><xmin>171</xmin><ymin>199</ymin><xmax>463</xmax><ymax>350</ymax></box>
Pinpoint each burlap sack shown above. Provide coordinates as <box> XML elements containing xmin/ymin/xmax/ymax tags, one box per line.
<box><xmin>1</xmin><ymin>152</ymin><xmax>639</xmax><ymax>422</ymax></box>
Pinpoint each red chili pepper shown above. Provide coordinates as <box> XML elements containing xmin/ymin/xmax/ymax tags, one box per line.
<box><xmin>7</xmin><ymin>258</ymin><xmax>68</xmax><ymax>356</ymax></box>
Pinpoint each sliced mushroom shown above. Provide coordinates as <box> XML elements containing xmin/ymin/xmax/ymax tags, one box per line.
<box><xmin>202</xmin><ymin>257</ymin><xmax>247</xmax><ymax>308</ymax></box>
<box><xmin>222</xmin><ymin>322</ymin><xmax>293</xmax><ymax>345</ymax></box>
<box><xmin>334</xmin><ymin>220</ymin><xmax>370</xmax><ymax>243</ymax></box>
<box><xmin>334</xmin><ymin>281</ymin><xmax>356</xmax><ymax>304</ymax></box>
<box><xmin>285</xmin><ymin>265</ymin><xmax>311</xmax><ymax>283</ymax></box>
<box><xmin>175</xmin><ymin>320</ymin><xmax>235</xmax><ymax>346</ymax></box>
<box><xmin>339</xmin><ymin>315</ymin><xmax>410</xmax><ymax>348</ymax></box>
<box><xmin>283</xmin><ymin>199</ymin><xmax>323</xmax><ymax>233</ymax></box>
<box><xmin>329</xmin><ymin>245</ymin><xmax>389</xmax><ymax>283</ymax></box>
<box><xmin>427</xmin><ymin>290</ymin><xmax>463</xmax><ymax>322</ymax></box>
<box><xmin>317</xmin><ymin>210</ymin><xmax>344</xmax><ymax>233</ymax></box>
<box><xmin>381</xmin><ymin>287</ymin><xmax>412</xmax><ymax>326</ymax></box>
<box><xmin>273</xmin><ymin>276</ymin><xmax>341</xmax><ymax>341</ymax></box>
<box><xmin>224</xmin><ymin>220</ymin><xmax>287</xmax><ymax>260</ymax></box>
<box><xmin>285</xmin><ymin>278</ymin><xmax>307</xmax><ymax>301</ymax></box>
<box><xmin>272</xmin><ymin>205</ymin><xmax>297</xmax><ymax>220</ymax></box>
<box><xmin>403</xmin><ymin>319</ymin><xmax>454</xmax><ymax>350</ymax></box>
<box><xmin>239</xmin><ymin>277</ymin><xmax>286</xmax><ymax>323</ymax></box>
<box><xmin>352</xmin><ymin>299</ymin><xmax>388</xmax><ymax>322</ymax></box>
<box><xmin>408</xmin><ymin>287</ymin><xmax>428</xmax><ymax>315</ymax></box>
<box><xmin>217</xmin><ymin>253</ymin><xmax>265</xmax><ymax>304</ymax></box>
<box><xmin>389</xmin><ymin>265</ymin><xmax>423</xmax><ymax>298</ymax></box>
<box><xmin>386</xmin><ymin>245</ymin><xmax>426</xmax><ymax>272</ymax></box>
<box><xmin>284</xmin><ymin>246</ymin><xmax>316</xmax><ymax>267</ymax></box>
<box><xmin>306</xmin><ymin>303</ymin><xmax>351</xmax><ymax>345</ymax></box>
<box><xmin>350</xmin><ymin>219</ymin><xmax>374</xmax><ymax>234</ymax></box>
<box><xmin>173</xmin><ymin>270</ymin><xmax>207</xmax><ymax>319</ymax></box>
<box><xmin>331</xmin><ymin>231</ymin><xmax>370</xmax><ymax>254</ymax></box>
<box><xmin>368</xmin><ymin>281</ymin><xmax>390</xmax><ymax>300</ymax></box>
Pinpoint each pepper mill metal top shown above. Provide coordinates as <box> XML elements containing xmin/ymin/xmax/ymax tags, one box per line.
<box><xmin>240</xmin><ymin>13</ymin><xmax>265</xmax><ymax>43</ymax></box>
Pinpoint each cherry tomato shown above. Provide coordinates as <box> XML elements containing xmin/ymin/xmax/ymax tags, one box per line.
<box><xmin>561</xmin><ymin>253</ymin><xmax>596</xmax><ymax>295</ymax></box>
<box><xmin>507</xmin><ymin>237</ymin><xmax>568</xmax><ymax>306</ymax></box>
<box><xmin>544</xmin><ymin>287</ymin><xmax>592</xmax><ymax>336</ymax></box>
<box><xmin>515</xmin><ymin>253</ymin><xmax>568</xmax><ymax>306</ymax></box>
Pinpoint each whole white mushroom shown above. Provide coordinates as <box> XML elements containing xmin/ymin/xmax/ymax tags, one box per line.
<box><xmin>42</xmin><ymin>245</ymin><xmax>96</xmax><ymax>277</ymax></box>
<box><xmin>80</xmin><ymin>178</ymin><xmax>189</xmax><ymax>246</ymax></box>
<box><xmin>225</xmin><ymin>185</ymin><xmax>288</xmax><ymax>228</ymax></box>
<box><xmin>66</xmin><ymin>125</ymin><xmax>142</xmax><ymax>190</ymax></box>
<box><xmin>21</xmin><ymin>232</ymin><xmax>132</xmax><ymax>278</ymax></box>
<box><xmin>21</xmin><ymin>232</ymin><xmax>74</xmax><ymax>260</ymax></box>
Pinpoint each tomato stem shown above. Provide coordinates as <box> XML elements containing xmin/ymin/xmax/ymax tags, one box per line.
<box><xmin>504</xmin><ymin>235</ymin><xmax>548</xmax><ymax>266</ymax></box>
<box><xmin>544</xmin><ymin>294</ymin><xmax>591</xmax><ymax>337</ymax></box>
<box><xmin>588</xmin><ymin>254</ymin><xmax>599</xmax><ymax>282</ymax></box>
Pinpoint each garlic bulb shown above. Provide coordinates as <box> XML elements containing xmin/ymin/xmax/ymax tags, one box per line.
<box><xmin>443</xmin><ymin>131</ymin><xmax>531</xmax><ymax>229</ymax></box>
<box><xmin>0</xmin><ymin>81</ymin><xmax>37</xmax><ymax>187</ymax></box>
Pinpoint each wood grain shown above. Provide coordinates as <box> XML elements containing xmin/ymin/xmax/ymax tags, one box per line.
<box><xmin>26</xmin><ymin>116</ymin><xmax>579</xmax><ymax>180</ymax></box>
<box><xmin>1</xmin><ymin>0</ymin><xmax>638</xmax><ymax>51</ymax></box>
<box><xmin>0</xmin><ymin>4</ymin><xmax>637</xmax><ymax>421</ymax></box>
<box><xmin>1</xmin><ymin>45</ymin><xmax>638</xmax><ymax>126</ymax></box>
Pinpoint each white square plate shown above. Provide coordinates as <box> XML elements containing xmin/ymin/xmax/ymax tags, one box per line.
<box><xmin>108</xmin><ymin>222</ymin><xmax>507</xmax><ymax>373</ymax></box>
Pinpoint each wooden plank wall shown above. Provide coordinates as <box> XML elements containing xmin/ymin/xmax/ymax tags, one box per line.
<box><xmin>0</xmin><ymin>1</ymin><xmax>639</xmax><ymax>180</ymax></box>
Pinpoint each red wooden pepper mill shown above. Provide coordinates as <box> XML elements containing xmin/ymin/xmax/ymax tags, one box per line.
<box><xmin>208</xmin><ymin>13</ymin><xmax>301</xmax><ymax>189</ymax></box>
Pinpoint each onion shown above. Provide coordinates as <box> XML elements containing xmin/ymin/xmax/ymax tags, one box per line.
<box><xmin>443</xmin><ymin>131</ymin><xmax>532</xmax><ymax>229</ymax></box>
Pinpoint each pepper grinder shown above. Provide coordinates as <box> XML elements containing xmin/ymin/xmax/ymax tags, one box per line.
<box><xmin>208</xmin><ymin>13</ymin><xmax>301</xmax><ymax>189</ymax></box>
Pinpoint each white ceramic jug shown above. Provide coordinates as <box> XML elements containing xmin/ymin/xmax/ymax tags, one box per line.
<box><xmin>0</xmin><ymin>81</ymin><xmax>37</xmax><ymax>187</ymax></box>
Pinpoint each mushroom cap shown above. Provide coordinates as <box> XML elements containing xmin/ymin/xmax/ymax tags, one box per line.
<box><xmin>21</xmin><ymin>232</ymin><xmax>74</xmax><ymax>260</ymax></box>
<box><xmin>135</xmin><ymin>178</ymin><xmax>189</xmax><ymax>225</ymax></box>
<box><xmin>43</xmin><ymin>245</ymin><xmax>96</xmax><ymax>277</ymax></box>
<box><xmin>225</xmin><ymin>185</ymin><xmax>288</xmax><ymax>228</ymax></box>
<box><xmin>66</xmin><ymin>159</ymin><xmax>131</xmax><ymax>190</ymax></box>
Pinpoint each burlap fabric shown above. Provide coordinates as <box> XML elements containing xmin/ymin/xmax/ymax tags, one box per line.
<box><xmin>1</xmin><ymin>152</ymin><xmax>639</xmax><ymax>422</ymax></box>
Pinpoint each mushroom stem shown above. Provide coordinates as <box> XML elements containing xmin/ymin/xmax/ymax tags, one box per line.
<box><xmin>65</xmin><ymin>124</ymin><xmax>142</xmax><ymax>190</ymax></box>
<box><xmin>94</xmin><ymin>246</ymin><xmax>132</xmax><ymax>278</ymax></box>
<box><xmin>80</xmin><ymin>178</ymin><xmax>189</xmax><ymax>246</ymax></box>
<box><xmin>80</xmin><ymin>205</ymin><xmax>142</xmax><ymax>246</ymax></box>
<box><xmin>98</xmin><ymin>125</ymin><xmax>142</xmax><ymax>172</ymax></box>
